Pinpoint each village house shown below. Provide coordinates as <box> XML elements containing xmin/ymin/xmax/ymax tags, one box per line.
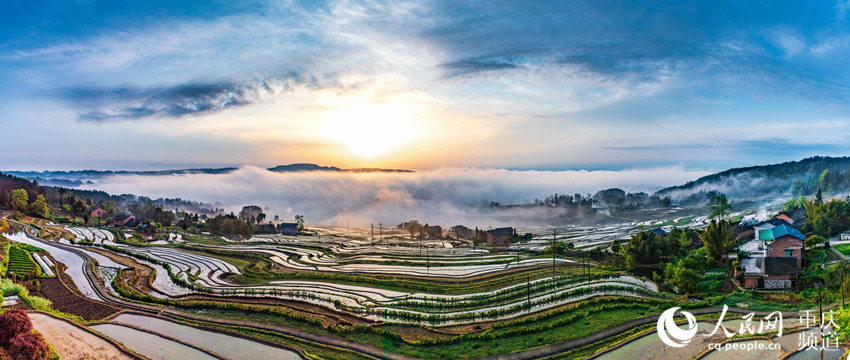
<box><xmin>742</xmin><ymin>224</ymin><xmax>806</xmax><ymax>289</ymax></box>
<box><xmin>253</xmin><ymin>223</ymin><xmax>276</xmax><ymax>234</ymax></box>
<box><xmin>753</xmin><ymin>217</ymin><xmax>793</xmax><ymax>243</ymax></box>
<box><xmin>279</xmin><ymin>222</ymin><xmax>299</xmax><ymax>236</ymax></box>
<box><xmin>774</xmin><ymin>213</ymin><xmax>795</xmax><ymax>225</ymax></box>
<box><xmin>90</xmin><ymin>208</ymin><xmax>106</xmax><ymax>218</ymax></box>
<box><xmin>451</xmin><ymin>225</ymin><xmax>473</xmax><ymax>239</ymax></box>
<box><xmin>423</xmin><ymin>224</ymin><xmax>443</xmax><ymax>239</ymax></box>
<box><xmin>111</xmin><ymin>213</ymin><xmax>141</xmax><ymax>228</ymax></box>
<box><xmin>486</xmin><ymin>227</ymin><xmax>515</xmax><ymax>247</ymax></box>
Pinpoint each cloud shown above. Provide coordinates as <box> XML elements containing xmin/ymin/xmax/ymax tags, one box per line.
<box><xmin>62</xmin><ymin>75</ymin><xmax>316</xmax><ymax>122</ymax></box>
<box><xmin>79</xmin><ymin>166</ymin><xmax>709</xmax><ymax>227</ymax></box>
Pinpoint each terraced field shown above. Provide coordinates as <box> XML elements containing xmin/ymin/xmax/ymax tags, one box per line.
<box><xmin>72</xmin><ymin>234</ymin><xmax>666</xmax><ymax>326</ymax></box>
<box><xmin>9</xmin><ymin>224</ymin><xmax>677</xmax><ymax>360</ymax></box>
<box><xmin>6</xmin><ymin>246</ymin><xmax>40</xmax><ymax>277</ymax></box>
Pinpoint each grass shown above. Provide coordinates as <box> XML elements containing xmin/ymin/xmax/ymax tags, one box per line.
<box><xmin>834</xmin><ymin>243</ymin><xmax>850</xmax><ymax>257</ymax></box>
<box><xmin>1</xmin><ymin>277</ymin><xmax>29</xmax><ymax>297</ymax></box>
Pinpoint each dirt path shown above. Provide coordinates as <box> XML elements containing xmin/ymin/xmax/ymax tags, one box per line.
<box><xmin>28</xmin><ymin>313</ymin><xmax>141</xmax><ymax>360</ymax></box>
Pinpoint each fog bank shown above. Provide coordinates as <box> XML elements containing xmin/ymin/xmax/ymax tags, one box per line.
<box><xmin>81</xmin><ymin>166</ymin><xmax>710</xmax><ymax>227</ymax></box>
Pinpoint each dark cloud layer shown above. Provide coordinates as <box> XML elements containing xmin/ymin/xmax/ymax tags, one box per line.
<box><xmin>63</xmin><ymin>75</ymin><xmax>307</xmax><ymax>122</ymax></box>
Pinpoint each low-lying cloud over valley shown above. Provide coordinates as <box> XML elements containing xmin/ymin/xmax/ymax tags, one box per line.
<box><xmin>78</xmin><ymin>166</ymin><xmax>709</xmax><ymax>227</ymax></box>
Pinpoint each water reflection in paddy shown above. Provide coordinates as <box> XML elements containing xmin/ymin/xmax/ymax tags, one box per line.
<box><xmin>90</xmin><ymin>324</ymin><xmax>218</xmax><ymax>360</ymax></box>
<box><xmin>111</xmin><ymin>313</ymin><xmax>303</xmax><ymax>360</ymax></box>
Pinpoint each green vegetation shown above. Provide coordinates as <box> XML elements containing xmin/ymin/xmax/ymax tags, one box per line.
<box><xmin>622</xmin><ymin>231</ymin><xmax>685</xmax><ymax>269</ymax></box>
<box><xmin>6</xmin><ymin>246</ymin><xmax>40</xmax><ymax>278</ymax></box>
<box><xmin>803</xmin><ymin>197</ymin><xmax>850</xmax><ymax>236</ymax></box>
<box><xmin>699</xmin><ymin>219</ymin><xmax>733</xmax><ymax>263</ymax></box>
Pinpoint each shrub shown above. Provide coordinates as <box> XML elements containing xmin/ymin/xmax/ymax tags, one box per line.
<box><xmin>0</xmin><ymin>310</ymin><xmax>32</xmax><ymax>346</ymax></box>
<box><xmin>0</xmin><ymin>279</ymin><xmax>28</xmax><ymax>298</ymax></box>
<box><xmin>7</xmin><ymin>332</ymin><xmax>50</xmax><ymax>360</ymax></box>
<box><xmin>26</xmin><ymin>296</ymin><xmax>52</xmax><ymax>311</ymax></box>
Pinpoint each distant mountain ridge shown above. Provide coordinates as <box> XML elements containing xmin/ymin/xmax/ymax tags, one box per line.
<box><xmin>4</xmin><ymin>163</ymin><xmax>415</xmax><ymax>187</ymax></box>
<box><xmin>655</xmin><ymin>156</ymin><xmax>850</xmax><ymax>200</ymax></box>
<box><xmin>266</xmin><ymin>163</ymin><xmax>414</xmax><ymax>173</ymax></box>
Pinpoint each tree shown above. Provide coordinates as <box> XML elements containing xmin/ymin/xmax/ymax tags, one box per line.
<box><xmin>70</xmin><ymin>197</ymin><xmax>86</xmax><ymax>217</ymax></box>
<box><xmin>700</xmin><ymin>220</ymin><xmax>733</xmax><ymax>264</ymax></box>
<box><xmin>295</xmin><ymin>215</ymin><xmax>305</xmax><ymax>230</ymax></box>
<box><xmin>257</xmin><ymin>213</ymin><xmax>266</xmax><ymax>224</ymax></box>
<box><xmin>10</xmin><ymin>189</ymin><xmax>28</xmax><ymax>212</ymax></box>
<box><xmin>407</xmin><ymin>223</ymin><xmax>423</xmax><ymax>239</ymax></box>
<box><xmin>104</xmin><ymin>201</ymin><xmax>119</xmax><ymax>214</ymax></box>
<box><xmin>83</xmin><ymin>213</ymin><xmax>90</xmax><ymax>225</ymax></box>
<box><xmin>783</xmin><ymin>196</ymin><xmax>807</xmax><ymax>211</ymax></box>
<box><xmin>610</xmin><ymin>239</ymin><xmax>621</xmax><ymax>253</ymax></box>
<box><xmin>670</xmin><ymin>265</ymin><xmax>700</xmax><ymax>293</ymax></box>
<box><xmin>806</xmin><ymin>235</ymin><xmax>827</xmax><ymax>249</ymax></box>
<box><xmin>624</xmin><ymin>232</ymin><xmax>664</xmax><ymax>268</ymax></box>
<box><xmin>709</xmin><ymin>193</ymin><xmax>731</xmax><ymax>220</ymax></box>
<box><xmin>28</xmin><ymin>194</ymin><xmax>49</xmax><ymax>218</ymax></box>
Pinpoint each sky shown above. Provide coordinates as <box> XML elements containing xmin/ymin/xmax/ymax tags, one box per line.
<box><xmin>3</xmin><ymin>1</ymin><xmax>850</xmax><ymax>172</ymax></box>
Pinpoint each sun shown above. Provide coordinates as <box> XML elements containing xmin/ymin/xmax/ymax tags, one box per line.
<box><xmin>323</xmin><ymin>102</ymin><xmax>416</xmax><ymax>157</ymax></box>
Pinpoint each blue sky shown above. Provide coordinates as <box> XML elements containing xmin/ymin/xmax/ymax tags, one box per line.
<box><xmin>3</xmin><ymin>0</ymin><xmax>850</xmax><ymax>172</ymax></box>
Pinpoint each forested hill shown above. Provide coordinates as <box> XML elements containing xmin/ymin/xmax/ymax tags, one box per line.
<box><xmin>655</xmin><ymin>156</ymin><xmax>850</xmax><ymax>201</ymax></box>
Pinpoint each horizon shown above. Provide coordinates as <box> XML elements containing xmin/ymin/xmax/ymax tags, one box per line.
<box><xmin>4</xmin><ymin>1</ymin><xmax>850</xmax><ymax>171</ymax></box>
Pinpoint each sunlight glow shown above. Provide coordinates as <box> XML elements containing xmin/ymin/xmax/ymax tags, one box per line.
<box><xmin>323</xmin><ymin>102</ymin><xmax>416</xmax><ymax>157</ymax></box>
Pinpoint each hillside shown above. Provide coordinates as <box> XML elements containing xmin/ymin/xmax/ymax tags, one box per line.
<box><xmin>655</xmin><ymin>156</ymin><xmax>850</xmax><ymax>201</ymax></box>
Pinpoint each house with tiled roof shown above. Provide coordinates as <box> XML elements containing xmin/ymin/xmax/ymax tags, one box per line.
<box><xmin>742</xmin><ymin>224</ymin><xmax>806</xmax><ymax>289</ymax></box>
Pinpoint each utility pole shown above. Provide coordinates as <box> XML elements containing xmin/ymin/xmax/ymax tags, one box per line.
<box><xmin>371</xmin><ymin>223</ymin><xmax>374</xmax><ymax>246</ymax></box>
<box><xmin>817</xmin><ymin>283</ymin><xmax>824</xmax><ymax>349</ymax></box>
<box><xmin>526</xmin><ymin>273</ymin><xmax>531</xmax><ymax>312</ymax></box>
<box><xmin>840</xmin><ymin>267</ymin><xmax>846</xmax><ymax>309</ymax></box>
<box><xmin>419</xmin><ymin>226</ymin><xmax>423</xmax><ymax>255</ymax></box>
<box><xmin>379</xmin><ymin>223</ymin><xmax>383</xmax><ymax>245</ymax></box>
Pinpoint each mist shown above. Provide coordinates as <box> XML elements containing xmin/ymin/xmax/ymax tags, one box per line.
<box><xmin>79</xmin><ymin>166</ymin><xmax>710</xmax><ymax>228</ymax></box>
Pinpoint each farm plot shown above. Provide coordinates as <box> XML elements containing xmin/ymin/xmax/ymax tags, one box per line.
<box><xmin>6</xmin><ymin>246</ymin><xmax>40</xmax><ymax>277</ymax></box>
<box><xmin>198</xmin><ymin>243</ymin><xmax>566</xmax><ymax>278</ymax></box>
<box><xmin>89</xmin><ymin>234</ymin><xmax>666</xmax><ymax>326</ymax></box>
<box><xmin>107</xmin><ymin>242</ymin><xmax>663</xmax><ymax>324</ymax></box>
<box><xmin>66</xmin><ymin>226</ymin><xmax>116</xmax><ymax>245</ymax></box>
<box><xmin>117</xmin><ymin>246</ymin><xmax>241</xmax><ymax>287</ymax></box>
<box><xmin>110</xmin><ymin>313</ymin><xmax>303</xmax><ymax>360</ymax></box>
<box><xmin>4</xmin><ymin>232</ymin><xmax>103</xmax><ymax>301</ymax></box>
